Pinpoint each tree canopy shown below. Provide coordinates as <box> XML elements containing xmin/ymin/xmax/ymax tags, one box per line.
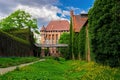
<box><xmin>0</xmin><ymin>10</ymin><xmax>38</xmax><ymax>33</ymax></box>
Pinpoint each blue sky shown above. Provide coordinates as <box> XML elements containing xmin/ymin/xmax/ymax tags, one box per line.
<box><xmin>57</xmin><ymin>0</ymin><xmax>94</xmax><ymax>20</ymax></box>
<box><xmin>59</xmin><ymin>0</ymin><xmax>93</xmax><ymax>12</ymax></box>
<box><xmin>0</xmin><ymin>0</ymin><xmax>94</xmax><ymax>29</ymax></box>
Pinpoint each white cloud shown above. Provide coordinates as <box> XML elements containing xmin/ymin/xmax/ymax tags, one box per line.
<box><xmin>15</xmin><ymin>5</ymin><xmax>60</xmax><ymax>20</ymax></box>
<box><xmin>66</xmin><ymin>6</ymin><xmax>81</xmax><ymax>15</ymax></box>
<box><xmin>0</xmin><ymin>16</ymin><xmax>3</xmax><ymax>20</ymax></box>
<box><xmin>33</xmin><ymin>31</ymin><xmax>41</xmax><ymax>44</ymax></box>
<box><xmin>61</xmin><ymin>10</ymin><xmax>70</xmax><ymax>17</ymax></box>
<box><xmin>0</xmin><ymin>0</ymin><xmax>70</xmax><ymax>29</ymax></box>
<box><xmin>66</xmin><ymin>6</ymin><xmax>80</xmax><ymax>11</ymax></box>
<box><xmin>0</xmin><ymin>13</ymin><xmax>7</xmax><ymax>20</ymax></box>
<box><xmin>14</xmin><ymin>4</ymin><xmax>69</xmax><ymax>27</ymax></box>
<box><xmin>80</xmin><ymin>10</ymin><xmax>87</xmax><ymax>14</ymax></box>
<box><xmin>0</xmin><ymin>0</ymin><xmax>70</xmax><ymax>43</ymax></box>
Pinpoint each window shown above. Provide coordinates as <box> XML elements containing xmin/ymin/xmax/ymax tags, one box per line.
<box><xmin>56</xmin><ymin>34</ymin><xmax>58</xmax><ymax>44</ymax></box>
<box><xmin>52</xmin><ymin>34</ymin><xmax>54</xmax><ymax>40</ymax></box>
<box><xmin>49</xmin><ymin>34</ymin><xmax>51</xmax><ymax>40</ymax></box>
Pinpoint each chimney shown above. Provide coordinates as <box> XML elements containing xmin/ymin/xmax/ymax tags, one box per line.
<box><xmin>70</xmin><ymin>10</ymin><xmax>74</xmax><ymax>17</ymax></box>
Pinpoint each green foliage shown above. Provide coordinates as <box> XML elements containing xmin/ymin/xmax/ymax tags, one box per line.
<box><xmin>69</xmin><ymin>17</ymin><xmax>72</xmax><ymax>59</ymax></box>
<box><xmin>45</xmin><ymin>56</ymin><xmax>66</xmax><ymax>63</ymax></box>
<box><xmin>0</xmin><ymin>10</ymin><xmax>40</xmax><ymax>57</ymax></box>
<box><xmin>0</xmin><ymin>30</ymin><xmax>32</xmax><ymax>57</ymax></box>
<box><xmin>73</xmin><ymin>33</ymin><xmax>79</xmax><ymax>58</ymax></box>
<box><xmin>8</xmin><ymin>28</ymin><xmax>30</xmax><ymax>41</ymax></box>
<box><xmin>78</xmin><ymin>26</ymin><xmax>86</xmax><ymax>60</ymax></box>
<box><xmin>0</xmin><ymin>30</ymin><xmax>30</xmax><ymax>45</ymax></box>
<box><xmin>0</xmin><ymin>9</ymin><xmax>39</xmax><ymax>43</ymax></box>
<box><xmin>69</xmin><ymin>15</ymin><xmax>88</xmax><ymax>60</ymax></box>
<box><xmin>70</xmin><ymin>26</ymin><xmax>87</xmax><ymax>60</ymax></box>
<box><xmin>88</xmin><ymin>0</ymin><xmax>120</xmax><ymax>67</ymax></box>
<box><xmin>59</xmin><ymin>32</ymin><xmax>70</xmax><ymax>59</ymax></box>
<box><xmin>0</xmin><ymin>10</ymin><xmax>37</xmax><ymax>31</ymax></box>
<box><xmin>80</xmin><ymin>62</ymin><xmax>120</xmax><ymax>80</ymax></box>
<box><xmin>0</xmin><ymin>57</ymin><xmax>39</xmax><ymax>68</ymax></box>
<box><xmin>69</xmin><ymin>17</ymin><xmax>75</xmax><ymax>59</ymax></box>
<box><xmin>0</xmin><ymin>59</ymin><xmax>119</xmax><ymax>79</ymax></box>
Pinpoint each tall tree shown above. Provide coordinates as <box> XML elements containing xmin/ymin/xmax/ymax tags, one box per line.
<box><xmin>88</xmin><ymin>0</ymin><xmax>120</xmax><ymax>67</ymax></box>
<box><xmin>69</xmin><ymin>17</ymin><xmax>75</xmax><ymax>60</ymax></box>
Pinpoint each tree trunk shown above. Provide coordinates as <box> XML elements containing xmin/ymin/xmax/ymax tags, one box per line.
<box><xmin>78</xmin><ymin>52</ymin><xmax>81</xmax><ymax>60</ymax></box>
<box><xmin>86</xmin><ymin>25</ymin><xmax>91</xmax><ymax>62</ymax></box>
<box><xmin>72</xmin><ymin>53</ymin><xmax>75</xmax><ymax>60</ymax></box>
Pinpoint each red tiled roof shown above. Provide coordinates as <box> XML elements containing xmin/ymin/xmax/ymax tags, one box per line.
<box><xmin>73</xmin><ymin>14</ymin><xmax>88</xmax><ymax>32</ymax></box>
<box><xmin>45</xmin><ymin>20</ymin><xmax>69</xmax><ymax>31</ymax></box>
<box><xmin>40</xmin><ymin>26</ymin><xmax>46</xmax><ymax>31</ymax></box>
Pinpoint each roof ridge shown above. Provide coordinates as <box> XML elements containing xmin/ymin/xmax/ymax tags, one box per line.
<box><xmin>45</xmin><ymin>20</ymin><xmax>69</xmax><ymax>31</ymax></box>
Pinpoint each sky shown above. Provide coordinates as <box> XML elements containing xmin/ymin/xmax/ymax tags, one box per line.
<box><xmin>0</xmin><ymin>0</ymin><xmax>94</xmax><ymax>29</ymax></box>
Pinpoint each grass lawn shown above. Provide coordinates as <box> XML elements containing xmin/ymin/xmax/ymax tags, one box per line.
<box><xmin>0</xmin><ymin>58</ymin><xmax>120</xmax><ymax>80</ymax></box>
<box><xmin>0</xmin><ymin>57</ymin><xmax>39</xmax><ymax>68</ymax></box>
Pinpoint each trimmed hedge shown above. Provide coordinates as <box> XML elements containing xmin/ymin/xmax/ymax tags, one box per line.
<box><xmin>8</xmin><ymin>28</ymin><xmax>30</xmax><ymax>41</ymax></box>
<box><xmin>88</xmin><ymin>0</ymin><xmax>120</xmax><ymax>67</ymax></box>
<box><xmin>0</xmin><ymin>30</ymin><xmax>33</xmax><ymax>57</ymax></box>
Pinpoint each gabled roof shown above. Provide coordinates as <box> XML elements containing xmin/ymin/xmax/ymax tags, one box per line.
<box><xmin>72</xmin><ymin>14</ymin><xmax>88</xmax><ymax>32</ymax></box>
<box><xmin>40</xmin><ymin>26</ymin><xmax>46</xmax><ymax>31</ymax></box>
<box><xmin>45</xmin><ymin>20</ymin><xmax>69</xmax><ymax>31</ymax></box>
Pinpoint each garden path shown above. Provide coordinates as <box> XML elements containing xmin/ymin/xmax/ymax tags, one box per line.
<box><xmin>0</xmin><ymin>59</ymin><xmax>45</xmax><ymax>75</ymax></box>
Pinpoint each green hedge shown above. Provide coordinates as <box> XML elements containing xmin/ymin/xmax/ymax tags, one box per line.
<box><xmin>88</xmin><ymin>0</ymin><xmax>120</xmax><ymax>67</ymax></box>
<box><xmin>0</xmin><ymin>30</ymin><xmax>33</xmax><ymax>57</ymax></box>
<box><xmin>6</xmin><ymin>28</ymin><xmax>30</xmax><ymax>41</ymax></box>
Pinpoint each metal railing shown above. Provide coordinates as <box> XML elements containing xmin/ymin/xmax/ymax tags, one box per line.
<box><xmin>35</xmin><ymin>43</ymin><xmax>68</xmax><ymax>47</ymax></box>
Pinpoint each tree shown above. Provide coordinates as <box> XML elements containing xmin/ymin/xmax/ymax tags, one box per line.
<box><xmin>59</xmin><ymin>32</ymin><xmax>70</xmax><ymax>59</ymax></box>
<box><xmin>69</xmin><ymin>17</ymin><xmax>75</xmax><ymax>60</ymax></box>
<box><xmin>88</xmin><ymin>0</ymin><xmax>120</xmax><ymax>67</ymax></box>
<box><xmin>0</xmin><ymin>10</ymin><xmax>38</xmax><ymax>33</ymax></box>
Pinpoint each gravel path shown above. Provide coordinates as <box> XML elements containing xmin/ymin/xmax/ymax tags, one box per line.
<box><xmin>0</xmin><ymin>59</ymin><xmax>45</xmax><ymax>75</ymax></box>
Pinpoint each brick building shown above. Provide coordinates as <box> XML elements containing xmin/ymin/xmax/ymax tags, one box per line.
<box><xmin>70</xmin><ymin>10</ymin><xmax>88</xmax><ymax>32</ymax></box>
<box><xmin>40</xmin><ymin>20</ymin><xmax>69</xmax><ymax>56</ymax></box>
